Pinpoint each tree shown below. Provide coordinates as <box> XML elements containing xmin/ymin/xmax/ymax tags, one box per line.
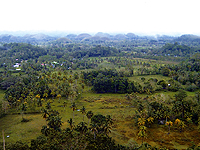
<box><xmin>173</xmin><ymin>90</ymin><xmax>188</xmax><ymax>119</ymax></box>
<box><xmin>41</xmin><ymin>125</ymin><xmax>49</xmax><ymax>137</ymax></box>
<box><xmin>146</xmin><ymin>117</ymin><xmax>154</xmax><ymax>127</ymax></box>
<box><xmin>137</xmin><ymin>118</ymin><xmax>145</xmax><ymax>127</ymax></box>
<box><xmin>102</xmin><ymin>122</ymin><xmax>112</xmax><ymax>136</ymax></box>
<box><xmin>138</xmin><ymin>126</ymin><xmax>147</xmax><ymax>144</ymax></box>
<box><xmin>51</xmin><ymin>90</ymin><xmax>56</xmax><ymax>101</ymax></box>
<box><xmin>157</xmin><ymin>79</ymin><xmax>167</xmax><ymax>89</ymax></box>
<box><xmin>86</xmin><ymin>111</ymin><xmax>94</xmax><ymax>126</ymax></box>
<box><xmin>71</xmin><ymin>102</ymin><xmax>77</xmax><ymax>120</ymax></box>
<box><xmin>56</xmin><ymin>94</ymin><xmax>61</xmax><ymax>103</ymax></box>
<box><xmin>43</xmin><ymin>92</ymin><xmax>48</xmax><ymax>101</ymax></box>
<box><xmin>175</xmin><ymin>119</ymin><xmax>185</xmax><ymax>132</ymax></box>
<box><xmin>80</xmin><ymin>106</ymin><xmax>86</xmax><ymax>121</ymax></box>
<box><xmin>75</xmin><ymin>122</ymin><xmax>88</xmax><ymax>134</ymax></box>
<box><xmin>41</xmin><ymin>108</ymin><xmax>49</xmax><ymax>125</ymax></box>
<box><xmin>45</xmin><ymin>102</ymin><xmax>51</xmax><ymax>110</ymax></box>
<box><xmin>67</xmin><ymin>118</ymin><xmax>74</xmax><ymax>130</ymax></box>
<box><xmin>106</xmin><ymin>115</ymin><xmax>113</xmax><ymax>126</ymax></box>
<box><xmin>90</xmin><ymin>123</ymin><xmax>98</xmax><ymax>140</ymax></box>
<box><xmin>47</xmin><ymin>111</ymin><xmax>62</xmax><ymax>131</ymax></box>
<box><xmin>21</xmin><ymin>103</ymin><xmax>27</xmax><ymax>121</ymax></box>
<box><xmin>165</xmin><ymin>121</ymin><xmax>173</xmax><ymax>134</ymax></box>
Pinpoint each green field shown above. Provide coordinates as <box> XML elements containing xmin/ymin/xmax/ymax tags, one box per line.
<box><xmin>0</xmin><ymin>87</ymin><xmax>199</xmax><ymax>149</ymax></box>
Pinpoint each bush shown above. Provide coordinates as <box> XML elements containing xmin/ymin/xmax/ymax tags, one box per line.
<box><xmin>186</xmin><ymin>83</ymin><xmax>198</xmax><ymax>92</ymax></box>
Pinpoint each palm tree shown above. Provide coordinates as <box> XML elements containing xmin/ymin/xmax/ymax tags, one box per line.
<box><xmin>86</xmin><ymin>111</ymin><xmax>93</xmax><ymax>126</ymax></box>
<box><xmin>71</xmin><ymin>102</ymin><xmax>77</xmax><ymax>120</ymax></box>
<box><xmin>102</xmin><ymin>122</ymin><xmax>111</xmax><ymax>136</ymax></box>
<box><xmin>106</xmin><ymin>115</ymin><xmax>113</xmax><ymax>126</ymax></box>
<box><xmin>45</xmin><ymin>102</ymin><xmax>51</xmax><ymax>110</ymax></box>
<box><xmin>165</xmin><ymin>121</ymin><xmax>173</xmax><ymax>134</ymax></box>
<box><xmin>76</xmin><ymin>122</ymin><xmax>88</xmax><ymax>134</ymax></box>
<box><xmin>146</xmin><ymin>117</ymin><xmax>154</xmax><ymax>127</ymax></box>
<box><xmin>41</xmin><ymin>125</ymin><xmax>49</xmax><ymax>137</ymax></box>
<box><xmin>80</xmin><ymin>106</ymin><xmax>86</xmax><ymax>121</ymax></box>
<box><xmin>51</xmin><ymin>90</ymin><xmax>56</xmax><ymax>101</ymax></box>
<box><xmin>90</xmin><ymin>123</ymin><xmax>98</xmax><ymax>140</ymax></box>
<box><xmin>138</xmin><ymin>126</ymin><xmax>147</xmax><ymax>144</ymax></box>
<box><xmin>21</xmin><ymin>103</ymin><xmax>27</xmax><ymax>120</ymax></box>
<box><xmin>42</xmin><ymin>108</ymin><xmax>49</xmax><ymax>125</ymax></box>
<box><xmin>67</xmin><ymin>118</ymin><xmax>74</xmax><ymax>130</ymax></box>
<box><xmin>56</xmin><ymin>94</ymin><xmax>61</xmax><ymax>103</ymax></box>
<box><xmin>43</xmin><ymin>93</ymin><xmax>48</xmax><ymax>101</ymax></box>
<box><xmin>36</xmin><ymin>94</ymin><xmax>40</xmax><ymax>105</ymax></box>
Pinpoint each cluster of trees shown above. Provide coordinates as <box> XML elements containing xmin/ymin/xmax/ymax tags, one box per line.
<box><xmin>81</xmin><ymin>69</ymin><xmax>141</xmax><ymax>93</ymax></box>
<box><xmin>159</xmin><ymin>56</ymin><xmax>200</xmax><ymax>92</ymax></box>
<box><xmin>155</xmin><ymin>42</ymin><xmax>192</xmax><ymax>57</ymax></box>
<box><xmin>130</xmin><ymin>90</ymin><xmax>200</xmax><ymax>147</ymax></box>
<box><xmin>1</xmin><ymin>43</ymin><xmax>47</xmax><ymax>60</ymax></box>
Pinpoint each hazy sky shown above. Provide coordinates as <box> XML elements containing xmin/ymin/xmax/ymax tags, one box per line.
<box><xmin>1</xmin><ymin>0</ymin><xmax>200</xmax><ymax>35</ymax></box>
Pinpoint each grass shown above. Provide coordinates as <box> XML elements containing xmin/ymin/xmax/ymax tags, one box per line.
<box><xmin>0</xmin><ymin>90</ymin><xmax>199</xmax><ymax>149</ymax></box>
<box><xmin>0</xmin><ymin>73</ymin><xmax>199</xmax><ymax>149</ymax></box>
<box><xmin>0</xmin><ymin>114</ymin><xmax>46</xmax><ymax>144</ymax></box>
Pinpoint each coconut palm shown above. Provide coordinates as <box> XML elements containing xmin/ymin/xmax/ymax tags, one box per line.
<box><xmin>43</xmin><ymin>92</ymin><xmax>48</xmax><ymax>101</ymax></box>
<box><xmin>41</xmin><ymin>125</ymin><xmax>50</xmax><ymax>142</ymax></box>
<box><xmin>42</xmin><ymin>108</ymin><xmax>49</xmax><ymax>125</ymax></box>
<box><xmin>21</xmin><ymin>103</ymin><xmax>27</xmax><ymax>120</ymax></box>
<box><xmin>67</xmin><ymin>118</ymin><xmax>74</xmax><ymax>130</ymax></box>
<box><xmin>102</xmin><ymin>122</ymin><xmax>112</xmax><ymax>136</ymax></box>
<box><xmin>86</xmin><ymin>111</ymin><xmax>94</xmax><ymax>126</ymax></box>
<box><xmin>90</xmin><ymin>123</ymin><xmax>98</xmax><ymax>140</ymax></box>
<box><xmin>165</xmin><ymin>121</ymin><xmax>173</xmax><ymax>134</ymax></box>
<box><xmin>138</xmin><ymin>126</ymin><xmax>147</xmax><ymax>144</ymax></box>
<box><xmin>45</xmin><ymin>102</ymin><xmax>51</xmax><ymax>110</ymax></box>
<box><xmin>75</xmin><ymin>122</ymin><xmax>88</xmax><ymax>134</ymax></box>
<box><xmin>106</xmin><ymin>115</ymin><xmax>113</xmax><ymax>126</ymax></box>
<box><xmin>80</xmin><ymin>106</ymin><xmax>86</xmax><ymax>121</ymax></box>
<box><xmin>51</xmin><ymin>90</ymin><xmax>56</xmax><ymax>101</ymax></box>
<box><xmin>71</xmin><ymin>102</ymin><xmax>77</xmax><ymax>120</ymax></box>
<box><xmin>56</xmin><ymin>94</ymin><xmax>61</xmax><ymax>103</ymax></box>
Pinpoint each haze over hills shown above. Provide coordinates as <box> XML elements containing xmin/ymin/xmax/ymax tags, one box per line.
<box><xmin>0</xmin><ymin>31</ymin><xmax>200</xmax><ymax>45</ymax></box>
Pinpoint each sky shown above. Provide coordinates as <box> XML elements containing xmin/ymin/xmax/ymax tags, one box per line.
<box><xmin>1</xmin><ymin>0</ymin><xmax>200</xmax><ymax>35</ymax></box>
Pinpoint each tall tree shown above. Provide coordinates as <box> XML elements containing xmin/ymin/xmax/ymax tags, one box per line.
<box><xmin>86</xmin><ymin>111</ymin><xmax>94</xmax><ymax>126</ymax></box>
<box><xmin>80</xmin><ymin>106</ymin><xmax>86</xmax><ymax>121</ymax></box>
<box><xmin>71</xmin><ymin>102</ymin><xmax>77</xmax><ymax>121</ymax></box>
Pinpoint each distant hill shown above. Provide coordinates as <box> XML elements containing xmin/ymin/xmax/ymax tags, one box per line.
<box><xmin>0</xmin><ymin>33</ymin><xmax>56</xmax><ymax>44</ymax></box>
<box><xmin>94</xmin><ymin>32</ymin><xmax>112</xmax><ymax>38</ymax></box>
<box><xmin>75</xmin><ymin>33</ymin><xmax>92</xmax><ymax>40</ymax></box>
<box><xmin>113</xmin><ymin>34</ymin><xmax>128</xmax><ymax>40</ymax></box>
<box><xmin>2</xmin><ymin>32</ymin><xmax>200</xmax><ymax>46</ymax></box>
<box><xmin>55</xmin><ymin>37</ymin><xmax>72</xmax><ymax>43</ymax></box>
<box><xmin>126</xmin><ymin>33</ymin><xmax>138</xmax><ymax>39</ymax></box>
<box><xmin>66</xmin><ymin>34</ymin><xmax>77</xmax><ymax>40</ymax></box>
<box><xmin>174</xmin><ymin>34</ymin><xmax>200</xmax><ymax>42</ymax></box>
<box><xmin>81</xmin><ymin>36</ymin><xmax>111</xmax><ymax>42</ymax></box>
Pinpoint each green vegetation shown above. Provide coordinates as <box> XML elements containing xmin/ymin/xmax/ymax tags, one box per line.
<box><xmin>0</xmin><ymin>33</ymin><xmax>200</xmax><ymax>149</ymax></box>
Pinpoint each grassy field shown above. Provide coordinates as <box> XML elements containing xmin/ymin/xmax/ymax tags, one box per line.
<box><xmin>0</xmin><ymin>88</ymin><xmax>199</xmax><ymax>149</ymax></box>
<box><xmin>0</xmin><ymin>63</ymin><xmax>198</xmax><ymax>149</ymax></box>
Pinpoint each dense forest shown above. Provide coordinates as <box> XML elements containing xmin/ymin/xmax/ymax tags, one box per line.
<box><xmin>0</xmin><ymin>33</ymin><xmax>200</xmax><ymax>149</ymax></box>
